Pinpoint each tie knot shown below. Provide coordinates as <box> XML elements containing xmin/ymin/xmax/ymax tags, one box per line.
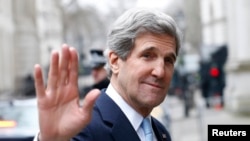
<box><xmin>141</xmin><ymin>117</ymin><xmax>153</xmax><ymax>141</ymax></box>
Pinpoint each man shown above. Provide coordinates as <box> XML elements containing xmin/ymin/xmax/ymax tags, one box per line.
<box><xmin>89</xmin><ymin>49</ymin><xmax>110</xmax><ymax>89</ymax></box>
<box><xmin>80</xmin><ymin>49</ymin><xmax>110</xmax><ymax>98</ymax></box>
<box><xmin>33</xmin><ymin>8</ymin><xmax>181</xmax><ymax>141</ymax></box>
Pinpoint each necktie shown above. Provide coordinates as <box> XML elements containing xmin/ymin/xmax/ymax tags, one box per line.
<box><xmin>141</xmin><ymin>117</ymin><xmax>153</xmax><ymax>141</ymax></box>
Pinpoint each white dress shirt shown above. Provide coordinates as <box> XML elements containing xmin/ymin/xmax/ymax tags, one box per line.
<box><xmin>106</xmin><ymin>84</ymin><xmax>157</xmax><ymax>141</ymax></box>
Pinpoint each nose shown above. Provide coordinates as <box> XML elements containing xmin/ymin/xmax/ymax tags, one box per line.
<box><xmin>151</xmin><ymin>59</ymin><xmax>165</xmax><ymax>78</ymax></box>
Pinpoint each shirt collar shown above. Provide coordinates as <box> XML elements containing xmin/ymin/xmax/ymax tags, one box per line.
<box><xmin>106</xmin><ymin>84</ymin><xmax>144</xmax><ymax>132</ymax></box>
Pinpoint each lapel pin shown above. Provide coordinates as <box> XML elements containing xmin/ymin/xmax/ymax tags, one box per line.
<box><xmin>162</xmin><ymin>134</ymin><xmax>167</xmax><ymax>138</ymax></box>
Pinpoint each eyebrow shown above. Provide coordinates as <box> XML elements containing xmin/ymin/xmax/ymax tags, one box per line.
<box><xmin>141</xmin><ymin>46</ymin><xmax>177</xmax><ymax>61</ymax></box>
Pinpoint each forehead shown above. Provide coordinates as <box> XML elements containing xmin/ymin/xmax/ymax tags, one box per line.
<box><xmin>133</xmin><ymin>32</ymin><xmax>177</xmax><ymax>55</ymax></box>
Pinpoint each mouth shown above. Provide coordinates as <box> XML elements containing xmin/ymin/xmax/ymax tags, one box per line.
<box><xmin>143</xmin><ymin>82</ymin><xmax>163</xmax><ymax>89</ymax></box>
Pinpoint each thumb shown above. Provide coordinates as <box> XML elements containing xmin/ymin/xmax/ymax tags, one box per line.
<box><xmin>81</xmin><ymin>89</ymin><xmax>100</xmax><ymax>115</ymax></box>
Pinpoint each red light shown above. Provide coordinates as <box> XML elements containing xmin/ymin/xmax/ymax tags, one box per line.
<box><xmin>210</xmin><ymin>67</ymin><xmax>219</xmax><ymax>77</ymax></box>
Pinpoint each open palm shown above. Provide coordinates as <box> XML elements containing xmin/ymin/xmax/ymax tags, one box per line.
<box><xmin>34</xmin><ymin>44</ymin><xmax>100</xmax><ymax>141</ymax></box>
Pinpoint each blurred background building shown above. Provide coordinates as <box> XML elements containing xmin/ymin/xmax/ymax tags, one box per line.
<box><xmin>0</xmin><ymin>0</ymin><xmax>249</xmax><ymax>115</ymax></box>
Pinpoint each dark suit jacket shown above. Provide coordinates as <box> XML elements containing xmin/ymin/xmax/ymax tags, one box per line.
<box><xmin>72</xmin><ymin>90</ymin><xmax>171</xmax><ymax>141</ymax></box>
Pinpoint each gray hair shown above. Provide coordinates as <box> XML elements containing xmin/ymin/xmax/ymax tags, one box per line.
<box><xmin>104</xmin><ymin>8</ymin><xmax>182</xmax><ymax>78</ymax></box>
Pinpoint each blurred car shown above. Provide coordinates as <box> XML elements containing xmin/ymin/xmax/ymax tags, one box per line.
<box><xmin>0</xmin><ymin>98</ymin><xmax>39</xmax><ymax>141</ymax></box>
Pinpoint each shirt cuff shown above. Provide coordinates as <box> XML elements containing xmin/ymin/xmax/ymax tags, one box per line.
<box><xmin>33</xmin><ymin>132</ymin><xmax>40</xmax><ymax>141</ymax></box>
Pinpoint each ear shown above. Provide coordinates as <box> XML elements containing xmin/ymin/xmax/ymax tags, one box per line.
<box><xmin>108</xmin><ymin>51</ymin><xmax>120</xmax><ymax>74</ymax></box>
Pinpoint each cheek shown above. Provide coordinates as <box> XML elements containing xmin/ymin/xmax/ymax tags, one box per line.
<box><xmin>120</xmin><ymin>66</ymin><xmax>144</xmax><ymax>91</ymax></box>
<box><xmin>120</xmin><ymin>60</ymin><xmax>142</xmax><ymax>78</ymax></box>
<box><xmin>164</xmin><ymin>65</ymin><xmax>174</xmax><ymax>78</ymax></box>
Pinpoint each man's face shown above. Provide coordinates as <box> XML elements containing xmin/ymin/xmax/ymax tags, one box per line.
<box><xmin>112</xmin><ymin>32</ymin><xmax>176</xmax><ymax>115</ymax></box>
<box><xmin>91</xmin><ymin>66</ymin><xmax>107</xmax><ymax>84</ymax></box>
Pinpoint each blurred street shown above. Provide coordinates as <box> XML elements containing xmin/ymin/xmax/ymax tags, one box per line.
<box><xmin>1</xmin><ymin>1</ymin><xmax>250</xmax><ymax>140</ymax></box>
<box><xmin>152</xmin><ymin>90</ymin><xmax>250</xmax><ymax>141</ymax></box>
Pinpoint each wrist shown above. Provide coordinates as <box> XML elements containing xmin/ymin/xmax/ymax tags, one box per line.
<box><xmin>38</xmin><ymin>133</ymin><xmax>70</xmax><ymax>141</ymax></box>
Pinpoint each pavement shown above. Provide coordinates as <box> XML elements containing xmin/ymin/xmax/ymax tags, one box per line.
<box><xmin>151</xmin><ymin>90</ymin><xmax>250</xmax><ymax>141</ymax></box>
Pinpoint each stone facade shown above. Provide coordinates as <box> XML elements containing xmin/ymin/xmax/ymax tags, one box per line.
<box><xmin>224</xmin><ymin>0</ymin><xmax>250</xmax><ymax>115</ymax></box>
<box><xmin>0</xmin><ymin>0</ymin><xmax>62</xmax><ymax>97</ymax></box>
<box><xmin>0</xmin><ymin>0</ymin><xmax>14</xmax><ymax>93</ymax></box>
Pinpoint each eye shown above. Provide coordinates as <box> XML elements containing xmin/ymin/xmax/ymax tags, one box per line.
<box><xmin>165</xmin><ymin>57</ymin><xmax>175</xmax><ymax>65</ymax></box>
<box><xmin>142</xmin><ymin>52</ymin><xmax>156</xmax><ymax>60</ymax></box>
<box><xmin>142</xmin><ymin>53</ymin><xmax>152</xmax><ymax>58</ymax></box>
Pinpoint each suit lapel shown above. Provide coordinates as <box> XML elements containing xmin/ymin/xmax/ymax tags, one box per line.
<box><xmin>111</xmin><ymin>118</ymin><xmax>140</xmax><ymax>141</ymax></box>
<box><xmin>96</xmin><ymin>91</ymin><xmax>141</xmax><ymax>141</ymax></box>
<box><xmin>152</xmin><ymin>118</ymin><xmax>170</xmax><ymax>141</ymax></box>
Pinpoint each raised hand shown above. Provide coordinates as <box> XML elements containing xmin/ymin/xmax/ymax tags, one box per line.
<box><xmin>33</xmin><ymin>44</ymin><xmax>100</xmax><ymax>141</ymax></box>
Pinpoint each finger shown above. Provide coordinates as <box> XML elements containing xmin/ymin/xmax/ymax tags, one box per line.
<box><xmin>81</xmin><ymin>89</ymin><xmax>101</xmax><ymax>115</ymax></box>
<box><xmin>47</xmin><ymin>50</ymin><xmax>59</xmax><ymax>91</ymax></box>
<box><xmin>34</xmin><ymin>64</ymin><xmax>45</xmax><ymax>99</ymax></box>
<box><xmin>59</xmin><ymin>44</ymin><xmax>70</xmax><ymax>85</ymax></box>
<box><xmin>69</xmin><ymin>47</ymin><xmax>79</xmax><ymax>86</ymax></box>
